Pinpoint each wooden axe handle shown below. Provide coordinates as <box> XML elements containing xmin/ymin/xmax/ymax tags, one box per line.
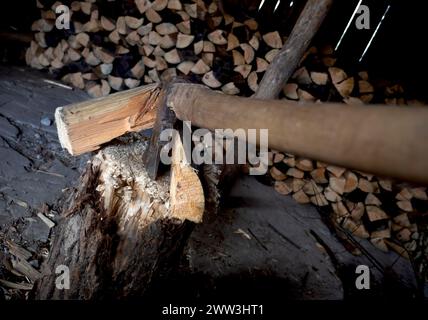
<box><xmin>56</xmin><ymin>83</ymin><xmax>428</xmax><ymax>183</ymax></box>
<box><xmin>167</xmin><ymin>83</ymin><xmax>428</xmax><ymax>184</ymax></box>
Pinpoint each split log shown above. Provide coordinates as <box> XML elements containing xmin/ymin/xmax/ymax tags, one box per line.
<box><xmin>55</xmin><ymin>84</ymin><xmax>161</xmax><ymax>155</ymax></box>
<box><xmin>32</xmin><ymin>140</ymin><xmax>196</xmax><ymax>299</ymax></box>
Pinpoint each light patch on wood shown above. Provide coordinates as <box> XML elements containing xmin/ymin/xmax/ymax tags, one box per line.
<box><xmin>170</xmin><ymin>133</ymin><xmax>205</xmax><ymax>223</ymax></box>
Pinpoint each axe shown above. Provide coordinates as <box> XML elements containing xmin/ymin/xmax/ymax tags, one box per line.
<box><xmin>55</xmin><ymin>81</ymin><xmax>428</xmax><ymax>185</ymax></box>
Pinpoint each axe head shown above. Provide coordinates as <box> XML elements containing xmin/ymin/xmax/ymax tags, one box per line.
<box><xmin>142</xmin><ymin>82</ymin><xmax>177</xmax><ymax>180</ymax></box>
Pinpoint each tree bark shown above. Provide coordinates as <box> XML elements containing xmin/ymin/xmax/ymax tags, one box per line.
<box><xmin>32</xmin><ymin>138</ymin><xmax>194</xmax><ymax>299</ymax></box>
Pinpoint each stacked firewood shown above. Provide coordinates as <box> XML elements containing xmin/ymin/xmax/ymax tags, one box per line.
<box><xmin>263</xmin><ymin>46</ymin><xmax>427</xmax><ymax>257</ymax></box>
<box><xmin>267</xmin><ymin>149</ymin><xmax>427</xmax><ymax>257</ymax></box>
<box><xmin>26</xmin><ymin>0</ymin><xmax>286</xmax><ymax>98</ymax></box>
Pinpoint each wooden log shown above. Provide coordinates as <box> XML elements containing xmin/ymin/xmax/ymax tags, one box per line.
<box><xmin>202</xmin><ymin>71</ymin><xmax>221</xmax><ymax>88</ymax></box>
<box><xmin>176</xmin><ymin>33</ymin><xmax>194</xmax><ymax>48</ymax></box>
<box><xmin>262</xmin><ymin>31</ymin><xmax>282</xmax><ymax>49</ymax></box>
<box><xmin>32</xmin><ymin>140</ymin><xmax>196</xmax><ymax>299</ymax></box>
<box><xmin>254</xmin><ymin>0</ymin><xmax>333</xmax><ymax>99</ymax></box>
<box><xmin>55</xmin><ymin>84</ymin><xmax>161</xmax><ymax>155</ymax></box>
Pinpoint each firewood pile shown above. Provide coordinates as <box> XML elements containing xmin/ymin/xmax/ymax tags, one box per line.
<box><xmin>266</xmin><ymin>150</ymin><xmax>428</xmax><ymax>257</ymax></box>
<box><xmin>27</xmin><ymin>0</ymin><xmax>279</xmax><ymax>97</ymax></box>
<box><xmin>26</xmin><ymin>0</ymin><xmax>427</xmax><ymax>259</ymax></box>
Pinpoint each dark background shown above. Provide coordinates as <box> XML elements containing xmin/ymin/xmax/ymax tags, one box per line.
<box><xmin>1</xmin><ymin>0</ymin><xmax>427</xmax><ymax>99</ymax></box>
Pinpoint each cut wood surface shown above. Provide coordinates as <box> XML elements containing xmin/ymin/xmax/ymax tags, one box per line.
<box><xmin>170</xmin><ymin>132</ymin><xmax>205</xmax><ymax>223</ymax></box>
<box><xmin>55</xmin><ymin>83</ymin><xmax>160</xmax><ymax>155</ymax></box>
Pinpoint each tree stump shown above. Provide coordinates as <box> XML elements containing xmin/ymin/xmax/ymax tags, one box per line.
<box><xmin>32</xmin><ymin>138</ymin><xmax>196</xmax><ymax>299</ymax></box>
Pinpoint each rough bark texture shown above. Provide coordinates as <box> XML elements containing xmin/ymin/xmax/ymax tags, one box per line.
<box><xmin>254</xmin><ymin>0</ymin><xmax>334</xmax><ymax>99</ymax></box>
<box><xmin>32</xmin><ymin>138</ymin><xmax>194</xmax><ymax>299</ymax></box>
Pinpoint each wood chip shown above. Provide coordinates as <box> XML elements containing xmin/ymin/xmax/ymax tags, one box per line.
<box><xmin>343</xmin><ymin>218</ymin><xmax>369</xmax><ymax>238</ymax></box>
<box><xmin>295</xmin><ymin>158</ymin><xmax>313</xmax><ymax>171</ymax></box>
<box><xmin>283</xmin><ymin>83</ymin><xmax>299</xmax><ymax>100</ymax></box>
<box><xmin>125</xmin><ymin>16</ymin><xmax>143</xmax><ymax>29</ymax></box>
<box><xmin>234</xmin><ymin>64</ymin><xmax>252</xmax><ymax>79</ymax></box>
<box><xmin>344</xmin><ymin>171</ymin><xmax>358</xmax><ymax>193</ymax></box>
<box><xmin>350</xmin><ymin>202</ymin><xmax>365</xmax><ymax>220</ymax></box>
<box><xmin>203</xmin><ymin>40</ymin><xmax>216</xmax><ymax>52</ymax></box>
<box><xmin>146</xmin><ymin>8</ymin><xmax>162</xmax><ymax>23</ymax></box>
<box><xmin>191</xmin><ymin>59</ymin><xmax>210</xmax><ymax>74</ymax></box>
<box><xmin>262</xmin><ymin>31</ymin><xmax>282</xmax><ymax>48</ymax></box>
<box><xmin>365</xmin><ymin>193</ymin><xmax>381</xmax><ymax>206</ymax></box>
<box><xmin>177</xmin><ymin>20</ymin><xmax>191</xmax><ymax>34</ymax></box>
<box><xmin>335</xmin><ymin>77</ymin><xmax>354</xmax><ymax>98</ymax></box>
<box><xmin>226</xmin><ymin>33</ymin><xmax>240</xmax><ymax>51</ymax></box>
<box><xmin>292</xmin><ymin>67</ymin><xmax>312</xmax><ymax>85</ymax></box>
<box><xmin>249</xmin><ymin>34</ymin><xmax>260</xmax><ymax>50</ymax></box>
<box><xmin>397</xmin><ymin>200</ymin><xmax>413</xmax><ymax>212</ymax></box>
<box><xmin>168</xmin><ymin>0</ymin><xmax>182</xmax><ymax>10</ymax></box>
<box><xmin>221</xmin><ymin>82</ymin><xmax>239</xmax><ymax>95</ymax></box>
<box><xmin>328</xmin><ymin>67</ymin><xmax>347</xmax><ymax>84</ymax></box>
<box><xmin>37</xmin><ymin>212</ymin><xmax>55</xmax><ymax>228</ymax></box>
<box><xmin>293</xmin><ymin>190</ymin><xmax>310</xmax><ymax>204</ymax></box>
<box><xmin>332</xmin><ymin>201</ymin><xmax>348</xmax><ymax>218</ymax></box>
<box><xmin>247</xmin><ymin>71</ymin><xmax>258</xmax><ymax>92</ymax></box>
<box><xmin>287</xmin><ymin>168</ymin><xmax>304</xmax><ymax>179</ymax></box>
<box><xmin>311</xmin><ymin>168</ymin><xmax>328</xmax><ymax>184</ymax></box>
<box><xmin>329</xmin><ymin>177</ymin><xmax>346</xmax><ymax>195</ymax></box>
<box><xmin>292</xmin><ymin>178</ymin><xmax>305</xmax><ymax>192</ymax></box>
<box><xmin>303</xmin><ymin>181</ymin><xmax>322</xmax><ymax>196</ymax></box>
<box><xmin>310</xmin><ymin>72</ymin><xmax>328</xmax><ymax>85</ymax></box>
<box><xmin>208</xmin><ymin>30</ymin><xmax>227</xmax><ymax>45</ymax></box>
<box><xmin>265</xmin><ymin>49</ymin><xmax>279</xmax><ymax>63</ymax></box>
<box><xmin>152</xmin><ymin>0</ymin><xmax>168</xmax><ymax>11</ymax></box>
<box><xmin>310</xmin><ymin>193</ymin><xmax>328</xmax><ymax>206</ymax></box>
<box><xmin>366</xmin><ymin>205</ymin><xmax>388</xmax><ymax>222</ymax></box>
<box><xmin>274</xmin><ymin>180</ymin><xmax>292</xmax><ymax>195</ymax></box>
<box><xmin>371</xmin><ymin>238</ymin><xmax>388</xmax><ymax>252</ymax></box>
<box><xmin>0</xmin><ymin>279</ymin><xmax>33</xmax><ymax>291</ymax></box>
<box><xmin>164</xmin><ymin>49</ymin><xmax>181</xmax><ymax>64</ymax></box>
<box><xmin>256</xmin><ymin>57</ymin><xmax>269</xmax><ymax>73</ymax></box>
<box><xmin>358</xmin><ymin>178</ymin><xmax>374</xmax><ymax>193</ymax></box>
<box><xmin>396</xmin><ymin>228</ymin><xmax>411</xmax><ymax>242</ymax></box>
<box><xmin>232</xmin><ymin>50</ymin><xmax>245</xmax><ymax>66</ymax></box>
<box><xmin>393</xmin><ymin>213</ymin><xmax>411</xmax><ymax>227</ymax></box>
<box><xmin>156</xmin><ymin>22</ymin><xmax>178</xmax><ymax>35</ymax></box>
<box><xmin>176</xmin><ymin>33</ymin><xmax>194</xmax><ymax>48</ymax></box>
<box><xmin>410</xmin><ymin>187</ymin><xmax>427</xmax><ymax>200</ymax></box>
<box><xmin>270</xmin><ymin>167</ymin><xmax>287</xmax><ymax>181</ymax></box>
<box><xmin>324</xmin><ymin>187</ymin><xmax>341</xmax><ymax>202</ymax></box>
<box><xmin>273</xmin><ymin>152</ymin><xmax>285</xmax><ymax>163</ymax></box>
<box><xmin>240</xmin><ymin>43</ymin><xmax>254</xmax><ymax>64</ymax></box>
<box><xmin>184</xmin><ymin>3</ymin><xmax>197</xmax><ymax>18</ymax></box>
<box><xmin>202</xmin><ymin>71</ymin><xmax>221</xmax><ymax>88</ymax></box>
<box><xmin>177</xmin><ymin>61</ymin><xmax>194</xmax><ymax>75</ymax></box>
